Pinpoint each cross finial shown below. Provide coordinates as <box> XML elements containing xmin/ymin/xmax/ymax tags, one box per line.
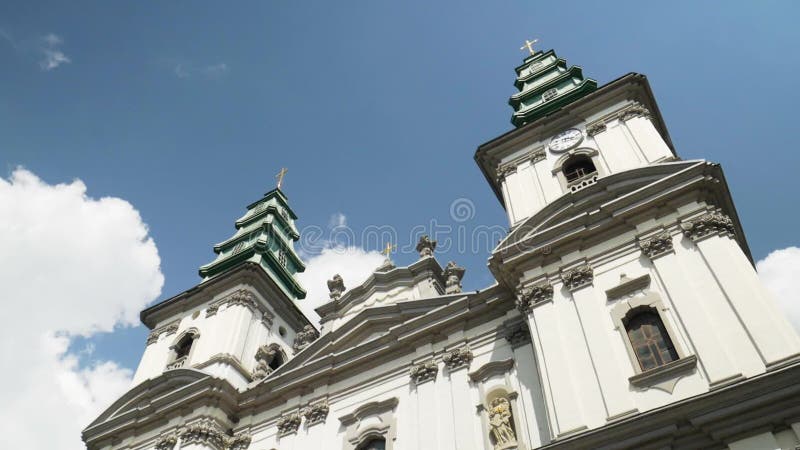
<box><xmin>275</xmin><ymin>167</ymin><xmax>288</xmax><ymax>189</ymax></box>
<box><xmin>381</xmin><ymin>242</ymin><xmax>396</xmax><ymax>257</ymax></box>
<box><xmin>520</xmin><ymin>38</ymin><xmax>539</xmax><ymax>55</ymax></box>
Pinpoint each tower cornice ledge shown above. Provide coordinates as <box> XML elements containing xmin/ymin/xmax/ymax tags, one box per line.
<box><xmin>140</xmin><ymin>262</ymin><xmax>312</xmax><ymax>332</ymax></box>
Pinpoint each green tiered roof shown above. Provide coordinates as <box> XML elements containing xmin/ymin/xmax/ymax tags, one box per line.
<box><xmin>199</xmin><ymin>188</ymin><xmax>307</xmax><ymax>299</ymax></box>
<box><xmin>509</xmin><ymin>49</ymin><xmax>597</xmax><ymax>127</ymax></box>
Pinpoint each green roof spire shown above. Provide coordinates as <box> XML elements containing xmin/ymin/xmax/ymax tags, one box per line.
<box><xmin>198</xmin><ymin>187</ymin><xmax>307</xmax><ymax>300</ymax></box>
<box><xmin>509</xmin><ymin>48</ymin><xmax>597</xmax><ymax>127</ymax></box>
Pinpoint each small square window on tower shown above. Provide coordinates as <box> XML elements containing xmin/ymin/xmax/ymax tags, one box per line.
<box><xmin>278</xmin><ymin>250</ymin><xmax>287</xmax><ymax>267</ymax></box>
<box><xmin>542</xmin><ymin>88</ymin><xmax>558</xmax><ymax>102</ymax></box>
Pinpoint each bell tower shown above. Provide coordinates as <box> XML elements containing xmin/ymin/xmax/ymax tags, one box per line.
<box><xmin>477</xmin><ymin>44</ymin><xmax>800</xmax><ymax>440</ymax></box>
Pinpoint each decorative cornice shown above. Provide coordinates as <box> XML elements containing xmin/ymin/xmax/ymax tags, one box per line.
<box><xmin>154</xmin><ymin>434</ymin><xmax>177</xmax><ymax>450</ymax></box>
<box><xmin>302</xmin><ymin>401</ymin><xmax>330</xmax><ymax>425</ymax></box>
<box><xmin>410</xmin><ymin>360</ymin><xmax>438</xmax><ymax>385</ymax></box>
<box><xmin>620</xmin><ymin>104</ymin><xmax>652</xmax><ymax>121</ymax></box>
<box><xmin>561</xmin><ymin>265</ymin><xmax>594</xmax><ymax>291</ymax></box>
<box><xmin>146</xmin><ymin>319</ymin><xmax>180</xmax><ymax>346</ymax></box>
<box><xmin>292</xmin><ymin>325</ymin><xmax>319</xmax><ymax>354</ymax></box>
<box><xmin>639</xmin><ymin>232</ymin><xmax>674</xmax><ymax>259</ymax></box>
<box><xmin>504</xmin><ymin>322</ymin><xmax>531</xmax><ymax>348</ymax></box>
<box><xmin>442</xmin><ymin>346</ymin><xmax>473</xmax><ymax>371</ymax></box>
<box><xmin>515</xmin><ymin>282</ymin><xmax>554</xmax><ymax>314</ymax></box>
<box><xmin>416</xmin><ymin>235</ymin><xmax>437</xmax><ymax>258</ymax></box>
<box><xmin>681</xmin><ymin>213</ymin><xmax>735</xmax><ymax>241</ymax></box>
<box><xmin>586</xmin><ymin>122</ymin><xmax>606</xmax><ymax>137</ymax></box>
<box><xmin>180</xmin><ymin>421</ymin><xmax>227</xmax><ymax>449</ymax></box>
<box><xmin>605</xmin><ymin>274</ymin><xmax>651</xmax><ymax>300</ymax></box>
<box><xmin>469</xmin><ymin>358</ymin><xmax>515</xmax><ymax>383</ymax></box>
<box><xmin>276</xmin><ymin>413</ymin><xmax>302</xmax><ymax>436</ymax></box>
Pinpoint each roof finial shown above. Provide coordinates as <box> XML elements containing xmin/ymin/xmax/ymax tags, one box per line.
<box><xmin>520</xmin><ymin>38</ymin><xmax>539</xmax><ymax>56</ymax></box>
<box><xmin>275</xmin><ymin>167</ymin><xmax>288</xmax><ymax>189</ymax></box>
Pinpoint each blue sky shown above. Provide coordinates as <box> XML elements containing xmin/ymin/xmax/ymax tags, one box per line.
<box><xmin>2</xmin><ymin>1</ymin><xmax>799</xmax><ymax>374</ymax></box>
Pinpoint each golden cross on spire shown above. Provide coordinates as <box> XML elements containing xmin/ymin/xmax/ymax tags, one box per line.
<box><xmin>275</xmin><ymin>167</ymin><xmax>288</xmax><ymax>189</ymax></box>
<box><xmin>381</xmin><ymin>242</ymin><xmax>396</xmax><ymax>257</ymax></box>
<box><xmin>520</xmin><ymin>38</ymin><xmax>539</xmax><ymax>55</ymax></box>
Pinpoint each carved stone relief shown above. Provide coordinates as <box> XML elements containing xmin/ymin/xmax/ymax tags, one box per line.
<box><xmin>409</xmin><ymin>360</ymin><xmax>438</xmax><ymax>385</ymax></box>
<box><xmin>302</xmin><ymin>401</ymin><xmax>330</xmax><ymax>425</ymax></box>
<box><xmin>488</xmin><ymin>397</ymin><xmax>518</xmax><ymax>450</ymax></box>
<box><xmin>415</xmin><ymin>235</ymin><xmax>437</xmax><ymax>258</ymax></box>
<box><xmin>515</xmin><ymin>282</ymin><xmax>554</xmax><ymax>314</ymax></box>
<box><xmin>442</xmin><ymin>346</ymin><xmax>473</xmax><ymax>371</ymax></box>
<box><xmin>154</xmin><ymin>434</ymin><xmax>177</xmax><ymax>450</ymax></box>
<box><xmin>252</xmin><ymin>343</ymin><xmax>282</xmax><ymax>380</ymax></box>
<box><xmin>276</xmin><ymin>413</ymin><xmax>302</xmax><ymax>436</ymax></box>
<box><xmin>586</xmin><ymin>122</ymin><xmax>607</xmax><ymax>137</ymax></box>
<box><xmin>293</xmin><ymin>325</ymin><xmax>319</xmax><ymax>354</ymax></box>
<box><xmin>180</xmin><ymin>421</ymin><xmax>227</xmax><ymax>449</ymax></box>
<box><xmin>681</xmin><ymin>212</ymin><xmax>735</xmax><ymax>241</ymax></box>
<box><xmin>620</xmin><ymin>104</ymin><xmax>652</xmax><ymax>121</ymax></box>
<box><xmin>561</xmin><ymin>264</ymin><xmax>594</xmax><ymax>291</ymax></box>
<box><xmin>639</xmin><ymin>232</ymin><xmax>673</xmax><ymax>258</ymax></box>
<box><xmin>495</xmin><ymin>165</ymin><xmax>517</xmax><ymax>182</ymax></box>
<box><xmin>443</xmin><ymin>261</ymin><xmax>466</xmax><ymax>294</ymax></box>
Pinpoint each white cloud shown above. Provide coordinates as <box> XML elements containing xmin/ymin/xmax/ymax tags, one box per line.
<box><xmin>0</xmin><ymin>168</ymin><xmax>163</xmax><ymax>449</ymax></box>
<box><xmin>170</xmin><ymin>61</ymin><xmax>229</xmax><ymax>80</ymax></box>
<box><xmin>757</xmin><ymin>246</ymin><xmax>800</xmax><ymax>332</ymax></box>
<box><xmin>38</xmin><ymin>33</ymin><xmax>70</xmax><ymax>71</ymax></box>
<box><xmin>295</xmin><ymin>213</ymin><xmax>385</xmax><ymax>324</ymax></box>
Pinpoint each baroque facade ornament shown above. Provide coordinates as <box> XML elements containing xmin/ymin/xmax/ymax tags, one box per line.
<box><xmin>415</xmin><ymin>235</ymin><xmax>437</xmax><ymax>258</ymax></box>
<box><xmin>276</xmin><ymin>413</ymin><xmax>302</xmax><ymax>436</ymax></box>
<box><xmin>495</xmin><ymin>165</ymin><xmax>517</xmax><ymax>182</ymax></box>
<box><xmin>586</xmin><ymin>122</ymin><xmax>606</xmax><ymax>137</ymax></box>
<box><xmin>488</xmin><ymin>397</ymin><xmax>518</xmax><ymax>450</ymax></box>
<box><xmin>252</xmin><ymin>343</ymin><xmax>282</xmax><ymax>380</ymax></box>
<box><xmin>530</xmin><ymin>149</ymin><xmax>546</xmax><ymax>164</ymax></box>
<box><xmin>505</xmin><ymin>322</ymin><xmax>531</xmax><ymax>348</ymax></box>
<box><xmin>302</xmin><ymin>402</ymin><xmax>330</xmax><ymax>425</ymax></box>
<box><xmin>443</xmin><ymin>261</ymin><xmax>466</xmax><ymax>294</ymax></box>
<box><xmin>409</xmin><ymin>360</ymin><xmax>438</xmax><ymax>385</ymax></box>
<box><xmin>561</xmin><ymin>265</ymin><xmax>594</xmax><ymax>291</ymax></box>
<box><xmin>442</xmin><ymin>346</ymin><xmax>473</xmax><ymax>371</ymax></box>
<box><xmin>227</xmin><ymin>435</ymin><xmax>252</xmax><ymax>450</ymax></box>
<box><xmin>515</xmin><ymin>282</ymin><xmax>554</xmax><ymax>314</ymax></box>
<box><xmin>620</xmin><ymin>104</ymin><xmax>652</xmax><ymax>121</ymax></box>
<box><xmin>180</xmin><ymin>421</ymin><xmax>226</xmax><ymax>449</ymax></box>
<box><xmin>327</xmin><ymin>274</ymin><xmax>346</xmax><ymax>300</ymax></box>
<box><xmin>226</xmin><ymin>289</ymin><xmax>258</xmax><ymax>309</ymax></box>
<box><xmin>145</xmin><ymin>320</ymin><xmax>180</xmax><ymax>346</ymax></box>
<box><xmin>639</xmin><ymin>232</ymin><xmax>674</xmax><ymax>258</ymax></box>
<box><xmin>681</xmin><ymin>212</ymin><xmax>735</xmax><ymax>241</ymax></box>
<box><xmin>293</xmin><ymin>325</ymin><xmax>319</xmax><ymax>354</ymax></box>
<box><xmin>154</xmin><ymin>434</ymin><xmax>177</xmax><ymax>450</ymax></box>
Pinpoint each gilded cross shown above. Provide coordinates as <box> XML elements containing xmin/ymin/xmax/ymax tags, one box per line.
<box><xmin>520</xmin><ymin>38</ymin><xmax>539</xmax><ymax>55</ymax></box>
<box><xmin>381</xmin><ymin>242</ymin><xmax>396</xmax><ymax>257</ymax></box>
<box><xmin>275</xmin><ymin>167</ymin><xmax>288</xmax><ymax>189</ymax></box>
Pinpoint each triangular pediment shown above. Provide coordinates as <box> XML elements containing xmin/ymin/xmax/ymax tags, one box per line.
<box><xmin>272</xmin><ymin>294</ymin><xmax>459</xmax><ymax>375</ymax></box>
<box><xmin>497</xmin><ymin>160</ymin><xmax>705</xmax><ymax>253</ymax></box>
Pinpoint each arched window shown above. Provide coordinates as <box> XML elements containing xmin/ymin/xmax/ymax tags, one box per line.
<box><xmin>357</xmin><ymin>437</ymin><xmax>386</xmax><ymax>450</ymax></box>
<box><xmin>562</xmin><ymin>155</ymin><xmax>597</xmax><ymax>183</ymax></box>
<box><xmin>175</xmin><ymin>334</ymin><xmax>194</xmax><ymax>359</ymax></box>
<box><xmin>624</xmin><ymin>308</ymin><xmax>678</xmax><ymax>371</ymax></box>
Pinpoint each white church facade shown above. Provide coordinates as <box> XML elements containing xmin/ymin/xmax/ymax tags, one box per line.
<box><xmin>83</xmin><ymin>45</ymin><xmax>800</xmax><ymax>450</ymax></box>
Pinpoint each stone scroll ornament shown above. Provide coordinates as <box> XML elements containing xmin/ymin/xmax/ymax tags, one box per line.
<box><xmin>415</xmin><ymin>235</ymin><xmax>437</xmax><ymax>258</ymax></box>
<box><xmin>639</xmin><ymin>232</ymin><xmax>673</xmax><ymax>258</ymax></box>
<box><xmin>327</xmin><ymin>274</ymin><xmax>346</xmax><ymax>300</ymax></box>
<box><xmin>154</xmin><ymin>434</ymin><xmax>177</xmax><ymax>450</ymax></box>
<box><xmin>681</xmin><ymin>213</ymin><xmax>735</xmax><ymax>241</ymax></box>
<box><xmin>409</xmin><ymin>360</ymin><xmax>438</xmax><ymax>385</ymax></box>
<box><xmin>276</xmin><ymin>413</ymin><xmax>302</xmax><ymax>435</ymax></box>
<box><xmin>561</xmin><ymin>265</ymin><xmax>593</xmax><ymax>291</ymax></box>
<box><xmin>443</xmin><ymin>261</ymin><xmax>466</xmax><ymax>294</ymax></box>
<box><xmin>515</xmin><ymin>283</ymin><xmax>554</xmax><ymax>314</ymax></box>
<box><xmin>293</xmin><ymin>325</ymin><xmax>319</xmax><ymax>354</ymax></box>
<box><xmin>302</xmin><ymin>402</ymin><xmax>330</xmax><ymax>424</ymax></box>
<box><xmin>442</xmin><ymin>347</ymin><xmax>473</xmax><ymax>371</ymax></box>
<box><xmin>488</xmin><ymin>397</ymin><xmax>518</xmax><ymax>450</ymax></box>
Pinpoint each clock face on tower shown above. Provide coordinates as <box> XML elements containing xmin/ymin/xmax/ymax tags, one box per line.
<box><xmin>548</xmin><ymin>128</ymin><xmax>583</xmax><ymax>153</ymax></box>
